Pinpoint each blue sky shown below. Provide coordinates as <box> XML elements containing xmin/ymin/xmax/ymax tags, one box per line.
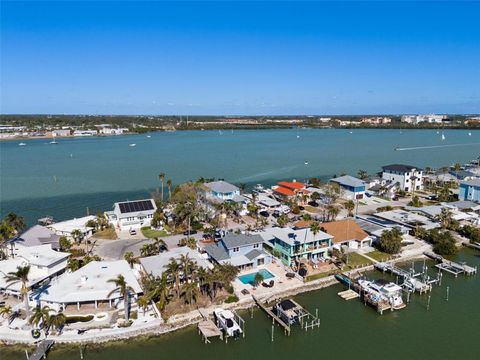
<box><xmin>1</xmin><ymin>1</ymin><xmax>479</xmax><ymax>115</ymax></box>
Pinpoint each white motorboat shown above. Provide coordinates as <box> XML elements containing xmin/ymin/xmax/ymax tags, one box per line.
<box><xmin>468</xmin><ymin>132</ymin><xmax>472</xmax><ymax>136</ymax></box>
<box><xmin>358</xmin><ymin>278</ymin><xmax>405</xmax><ymax>309</ymax></box>
<box><xmin>146</xmin><ymin>135</ymin><xmax>151</xmax><ymax>138</ymax></box>
<box><xmin>441</xmin><ymin>132</ymin><xmax>446</xmax><ymax>141</ymax></box>
<box><xmin>213</xmin><ymin>309</ymin><xmax>242</xmax><ymax>338</ymax></box>
<box><xmin>129</xmin><ymin>143</ymin><xmax>136</xmax><ymax>147</ymax></box>
<box><xmin>18</xmin><ymin>142</ymin><xmax>26</xmax><ymax>146</ymax></box>
<box><xmin>254</xmin><ymin>184</ymin><xmax>265</xmax><ymax>192</ymax></box>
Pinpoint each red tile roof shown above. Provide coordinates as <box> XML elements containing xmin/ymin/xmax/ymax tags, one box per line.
<box><xmin>273</xmin><ymin>186</ymin><xmax>296</xmax><ymax>196</ymax></box>
<box><xmin>321</xmin><ymin>219</ymin><xmax>369</xmax><ymax>244</ymax></box>
<box><xmin>277</xmin><ymin>181</ymin><xmax>305</xmax><ymax>190</ymax></box>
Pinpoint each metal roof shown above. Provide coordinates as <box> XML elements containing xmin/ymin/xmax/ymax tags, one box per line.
<box><xmin>382</xmin><ymin>164</ymin><xmax>422</xmax><ymax>173</ymax></box>
<box><xmin>205</xmin><ymin>181</ymin><xmax>239</xmax><ymax>194</ymax></box>
<box><xmin>330</xmin><ymin>175</ymin><xmax>366</xmax><ymax>188</ymax></box>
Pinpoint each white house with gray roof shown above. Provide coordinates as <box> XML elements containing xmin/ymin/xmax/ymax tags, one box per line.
<box><xmin>204</xmin><ymin>181</ymin><xmax>240</xmax><ymax>202</ymax></box>
<box><xmin>106</xmin><ymin>199</ymin><xmax>157</xmax><ymax>231</ymax></box>
<box><xmin>330</xmin><ymin>175</ymin><xmax>366</xmax><ymax>200</ymax></box>
<box><xmin>139</xmin><ymin>247</ymin><xmax>212</xmax><ymax>279</ymax></box>
<box><xmin>204</xmin><ymin>233</ymin><xmax>272</xmax><ymax>270</ymax></box>
<box><xmin>382</xmin><ymin>164</ymin><xmax>423</xmax><ymax>192</ymax></box>
<box><xmin>7</xmin><ymin>225</ymin><xmax>61</xmax><ymax>253</ymax></box>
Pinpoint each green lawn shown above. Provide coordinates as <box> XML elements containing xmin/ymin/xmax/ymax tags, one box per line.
<box><xmin>365</xmin><ymin>250</ymin><xmax>393</xmax><ymax>262</ymax></box>
<box><xmin>343</xmin><ymin>252</ymin><xmax>373</xmax><ymax>269</ymax></box>
<box><xmin>141</xmin><ymin>227</ymin><xmax>169</xmax><ymax>238</ymax></box>
<box><xmin>305</xmin><ymin>270</ymin><xmax>339</xmax><ymax>282</ymax></box>
<box><xmin>92</xmin><ymin>227</ymin><xmax>117</xmax><ymax>240</ymax></box>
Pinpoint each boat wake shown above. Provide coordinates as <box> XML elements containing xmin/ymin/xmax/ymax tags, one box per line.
<box><xmin>395</xmin><ymin>142</ymin><xmax>480</xmax><ymax>151</ymax></box>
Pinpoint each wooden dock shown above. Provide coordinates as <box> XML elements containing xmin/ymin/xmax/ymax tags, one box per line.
<box><xmin>197</xmin><ymin>309</ymin><xmax>223</xmax><ymax>344</ymax></box>
<box><xmin>338</xmin><ymin>289</ymin><xmax>360</xmax><ymax>300</ymax></box>
<box><xmin>462</xmin><ymin>241</ymin><xmax>480</xmax><ymax>251</ymax></box>
<box><xmin>436</xmin><ymin>260</ymin><xmax>477</xmax><ymax>277</ymax></box>
<box><xmin>374</xmin><ymin>262</ymin><xmax>432</xmax><ymax>293</ymax></box>
<box><xmin>252</xmin><ymin>295</ymin><xmax>291</xmax><ymax>336</ymax></box>
<box><xmin>26</xmin><ymin>340</ymin><xmax>55</xmax><ymax>360</ymax></box>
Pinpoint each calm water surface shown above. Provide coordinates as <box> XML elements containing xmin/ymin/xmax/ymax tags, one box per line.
<box><xmin>1</xmin><ymin>250</ymin><xmax>479</xmax><ymax>359</ymax></box>
<box><xmin>1</xmin><ymin>129</ymin><xmax>479</xmax><ymax>223</ymax></box>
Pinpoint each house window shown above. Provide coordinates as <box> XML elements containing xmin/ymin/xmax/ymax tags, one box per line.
<box><xmin>258</xmin><ymin>258</ymin><xmax>265</xmax><ymax>266</ymax></box>
<box><xmin>233</xmin><ymin>247</ymin><xmax>239</xmax><ymax>253</ymax></box>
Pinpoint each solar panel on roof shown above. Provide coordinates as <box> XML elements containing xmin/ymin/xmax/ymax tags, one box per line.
<box><xmin>118</xmin><ymin>200</ymin><xmax>154</xmax><ymax>214</ymax></box>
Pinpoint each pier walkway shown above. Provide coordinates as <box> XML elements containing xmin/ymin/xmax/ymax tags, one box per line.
<box><xmin>27</xmin><ymin>340</ymin><xmax>55</xmax><ymax>360</ymax></box>
<box><xmin>252</xmin><ymin>296</ymin><xmax>291</xmax><ymax>336</ymax></box>
<box><xmin>197</xmin><ymin>309</ymin><xmax>223</xmax><ymax>344</ymax></box>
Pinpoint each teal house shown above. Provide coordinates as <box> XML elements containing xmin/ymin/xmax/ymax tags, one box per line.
<box><xmin>263</xmin><ymin>227</ymin><xmax>333</xmax><ymax>267</ymax></box>
<box><xmin>459</xmin><ymin>179</ymin><xmax>480</xmax><ymax>202</ymax></box>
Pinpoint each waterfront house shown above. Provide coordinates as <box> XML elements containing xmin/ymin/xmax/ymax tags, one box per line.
<box><xmin>73</xmin><ymin>129</ymin><xmax>98</xmax><ymax>136</ymax></box>
<box><xmin>321</xmin><ymin>219</ymin><xmax>372</xmax><ymax>250</ymax></box>
<box><xmin>0</xmin><ymin>244</ymin><xmax>69</xmax><ymax>297</ymax></box>
<box><xmin>52</xmin><ymin>129</ymin><xmax>71</xmax><ymax>137</ymax></box>
<box><xmin>272</xmin><ymin>181</ymin><xmax>309</xmax><ymax>202</ymax></box>
<box><xmin>48</xmin><ymin>215</ymin><xmax>96</xmax><ymax>240</ymax></box>
<box><xmin>139</xmin><ymin>247</ymin><xmax>212</xmax><ymax>279</ymax></box>
<box><xmin>7</xmin><ymin>225</ymin><xmax>61</xmax><ymax>252</ymax></box>
<box><xmin>262</xmin><ymin>227</ymin><xmax>332</xmax><ymax>267</ymax></box>
<box><xmin>39</xmin><ymin>260</ymin><xmax>142</xmax><ymax>311</ymax></box>
<box><xmin>204</xmin><ymin>181</ymin><xmax>240</xmax><ymax>202</ymax></box>
<box><xmin>459</xmin><ymin>179</ymin><xmax>480</xmax><ymax>202</ymax></box>
<box><xmin>329</xmin><ymin>175</ymin><xmax>366</xmax><ymax>200</ymax></box>
<box><xmin>372</xmin><ymin>209</ymin><xmax>438</xmax><ymax>231</ymax></box>
<box><xmin>354</xmin><ymin>216</ymin><xmax>409</xmax><ymax>241</ymax></box>
<box><xmin>381</xmin><ymin>164</ymin><xmax>424</xmax><ymax>192</ymax></box>
<box><xmin>204</xmin><ymin>233</ymin><xmax>272</xmax><ymax>271</ymax></box>
<box><xmin>106</xmin><ymin>199</ymin><xmax>157</xmax><ymax>231</ymax></box>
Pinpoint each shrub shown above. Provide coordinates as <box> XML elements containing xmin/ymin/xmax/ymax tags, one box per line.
<box><xmin>66</xmin><ymin>315</ymin><xmax>94</xmax><ymax>324</ymax></box>
<box><xmin>225</xmin><ymin>295</ymin><xmax>239</xmax><ymax>303</ymax></box>
<box><xmin>377</xmin><ymin>228</ymin><xmax>403</xmax><ymax>254</ymax></box>
<box><xmin>225</xmin><ymin>284</ymin><xmax>234</xmax><ymax>294</ymax></box>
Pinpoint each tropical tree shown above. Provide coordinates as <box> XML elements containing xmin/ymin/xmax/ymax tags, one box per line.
<box><xmin>0</xmin><ymin>305</ymin><xmax>12</xmax><ymax>320</ymax></box>
<box><xmin>4</xmin><ymin>213</ymin><xmax>26</xmax><ymax>234</ymax></box>
<box><xmin>29</xmin><ymin>305</ymin><xmax>51</xmax><ymax>329</ymax></box>
<box><xmin>59</xmin><ymin>236</ymin><xmax>72</xmax><ymax>251</ymax></box>
<box><xmin>67</xmin><ymin>258</ymin><xmax>81</xmax><ymax>272</ymax></box>
<box><xmin>254</xmin><ymin>272</ymin><xmax>264</xmax><ymax>286</ymax></box>
<box><xmin>239</xmin><ymin>183</ymin><xmax>247</xmax><ymax>194</ymax></box>
<box><xmin>108</xmin><ymin>274</ymin><xmax>135</xmax><ymax>321</ymax></box>
<box><xmin>5</xmin><ymin>265</ymin><xmax>31</xmax><ymax>317</ymax></box>
<box><xmin>46</xmin><ymin>312</ymin><xmax>67</xmax><ymax>335</ymax></box>
<box><xmin>277</xmin><ymin>214</ymin><xmax>289</xmax><ymax>228</ymax></box>
<box><xmin>180</xmin><ymin>281</ymin><xmax>199</xmax><ymax>306</ymax></box>
<box><xmin>343</xmin><ymin>200</ymin><xmax>355</xmax><ymax>217</ymax></box>
<box><xmin>326</xmin><ymin>204</ymin><xmax>340</xmax><ymax>221</ymax></box>
<box><xmin>136</xmin><ymin>295</ymin><xmax>149</xmax><ymax>316</ymax></box>
<box><xmin>71</xmin><ymin>229</ymin><xmax>83</xmax><ymax>244</ymax></box>
<box><xmin>124</xmin><ymin>251</ymin><xmax>137</xmax><ymax>268</ymax></box>
<box><xmin>437</xmin><ymin>208</ymin><xmax>453</xmax><ymax>229</ymax></box>
<box><xmin>166</xmin><ymin>179</ymin><xmax>173</xmax><ymax>202</ymax></box>
<box><xmin>357</xmin><ymin>169</ymin><xmax>368</xmax><ymax>180</ymax></box>
<box><xmin>164</xmin><ymin>258</ymin><xmax>181</xmax><ymax>299</ymax></box>
<box><xmin>378</xmin><ymin>228</ymin><xmax>403</xmax><ymax>254</ymax></box>
<box><xmin>408</xmin><ymin>195</ymin><xmax>423</xmax><ymax>208</ymax></box>
<box><xmin>159</xmin><ymin>172</ymin><xmax>166</xmax><ymax>201</ymax></box>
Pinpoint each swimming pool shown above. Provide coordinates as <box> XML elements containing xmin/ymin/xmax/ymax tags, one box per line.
<box><xmin>238</xmin><ymin>269</ymin><xmax>275</xmax><ymax>286</ymax></box>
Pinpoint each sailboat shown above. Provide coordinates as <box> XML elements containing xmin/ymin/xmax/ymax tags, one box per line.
<box><xmin>50</xmin><ymin>133</ymin><xmax>58</xmax><ymax>144</ymax></box>
<box><xmin>441</xmin><ymin>132</ymin><xmax>446</xmax><ymax>141</ymax></box>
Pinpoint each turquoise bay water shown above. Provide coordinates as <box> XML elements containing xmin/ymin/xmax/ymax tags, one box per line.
<box><xmin>2</xmin><ymin>250</ymin><xmax>479</xmax><ymax>359</ymax></box>
<box><xmin>1</xmin><ymin>129</ymin><xmax>479</xmax><ymax>223</ymax></box>
<box><xmin>238</xmin><ymin>269</ymin><xmax>275</xmax><ymax>285</ymax></box>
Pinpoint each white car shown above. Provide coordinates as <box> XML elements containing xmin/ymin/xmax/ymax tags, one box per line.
<box><xmin>129</xmin><ymin>229</ymin><xmax>137</xmax><ymax>235</ymax></box>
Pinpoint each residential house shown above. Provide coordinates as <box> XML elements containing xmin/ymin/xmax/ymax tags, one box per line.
<box><xmin>330</xmin><ymin>175</ymin><xmax>366</xmax><ymax>200</ymax></box>
<box><xmin>39</xmin><ymin>260</ymin><xmax>142</xmax><ymax>311</ymax></box>
<box><xmin>204</xmin><ymin>233</ymin><xmax>272</xmax><ymax>271</ymax></box>
<box><xmin>204</xmin><ymin>181</ymin><xmax>240</xmax><ymax>202</ymax></box>
<box><xmin>262</xmin><ymin>227</ymin><xmax>332</xmax><ymax>267</ymax></box>
<box><xmin>459</xmin><ymin>179</ymin><xmax>480</xmax><ymax>202</ymax></box>
<box><xmin>372</xmin><ymin>209</ymin><xmax>438</xmax><ymax>231</ymax></box>
<box><xmin>52</xmin><ymin>129</ymin><xmax>71</xmax><ymax>137</ymax></box>
<box><xmin>381</xmin><ymin>164</ymin><xmax>423</xmax><ymax>192</ymax></box>
<box><xmin>48</xmin><ymin>215</ymin><xmax>96</xmax><ymax>240</ymax></box>
<box><xmin>272</xmin><ymin>181</ymin><xmax>309</xmax><ymax>202</ymax></box>
<box><xmin>0</xmin><ymin>245</ymin><xmax>69</xmax><ymax>297</ymax></box>
<box><xmin>73</xmin><ymin>130</ymin><xmax>98</xmax><ymax>136</ymax></box>
<box><xmin>139</xmin><ymin>247</ymin><xmax>212</xmax><ymax>279</ymax></box>
<box><xmin>7</xmin><ymin>225</ymin><xmax>61</xmax><ymax>252</ymax></box>
<box><xmin>321</xmin><ymin>219</ymin><xmax>372</xmax><ymax>250</ymax></box>
<box><xmin>106</xmin><ymin>199</ymin><xmax>157</xmax><ymax>231</ymax></box>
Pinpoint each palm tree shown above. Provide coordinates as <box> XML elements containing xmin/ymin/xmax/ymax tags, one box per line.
<box><xmin>4</xmin><ymin>213</ymin><xmax>26</xmax><ymax>234</ymax></box>
<box><xmin>67</xmin><ymin>258</ymin><xmax>80</xmax><ymax>272</ymax></box>
<box><xmin>150</xmin><ymin>273</ymin><xmax>170</xmax><ymax>311</ymax></box>
<box><xmin>178</xmin><ymin>254</ymin><xmax>193</xmax><ymax>284</ymax></box>
<box><xmin>326</xmin><ymin>205</ymin><xmax>339</xmax><ymax>221</ymax></box>
<box><xmin>46</xmin><ymin>312</ymin><xmax>66</xmax><ymax>335</ymax></box>
<box><xmin>180</xmin><ymin>281</ymin><xmax>199</xmax><ymax>306</ymax></box>
<box><xmin>159</xmin><ymin>172</ymin><xmax>166</xmax><ymax>201</ymax></box>
<box><xmin>5</xmin><ymin>265</ymin><xmax>31</xmax><ymax>317</ymax></box>
<box><xmin>71</xmin><ymin>229</ymin><xmax>83</xmax><ymax>244</ymax></box>
<box><xmin>164</xmin><ymin>258</ymin><xmax>181</xmax><ymax>299</ymax></box>
<box><xmin>108</xmin><ymin>274</ymin><xmax>135</xmax><ymax>321</ymax></box>
<box><xmin>437</xmin><ymin>208</ymin><xmax>453</xmax><ymax>229</ymax></box>
<box><xmin>239</xmin><ymin>183</ymin><xmax>247</xmax><ymax>194</ymax></box>
<box><xmin>343</xmin><ymin>200</ymin><xmax>355</xmax><ymax>217</ymax></box>
<box><xmin>453</xmin><ymin>163</ymin><xmax>462</xmax><ymax>180</ymax></box>
<box><xmin>29</xmin><ymin>305</ymin><xmax>51</xmax><ymax>329</ymax></box>
<box><xmin>0</xmin><ymin>305</ymin><xmax>12</xmax><ymax>319</ymax></box>
<box><xmin>136</xmin><ymin>295</ymin><xmax>149</xmax><ymax>316</ymax></box>
<box><xmin>167</xmin><ymin>179</ymin><xmax>173</xmax><ymax>202</ymax></box>
<box><xmin>357</xmin><ymin>169</ymin><xmax>368</xmax><ymax>180</ymax></box>
<box><xmin>124</xmin><ymin>251</ymin><xmax>136</xmax><ymax>268</ymax></box>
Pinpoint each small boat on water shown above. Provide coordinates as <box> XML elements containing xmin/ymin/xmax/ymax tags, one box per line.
<box><xmin>146</xmin><ymin>135</ymin><xmax>151</xmax><ymax>138</ymax></box>
<box><xmin>441</xmin><ymin>132</ymin><xmax>446</xmax><ymax>141</ymax></box>
<box><xmin>129</xmin><ymin>143</ymin><xmax>136</xmax><ymax>147</ymax></box>
<box><xmin>213</xmin><ymin>309</ymin><xmax>242</xmax><ymax>338</ymax></box>
<box><xmin>358</xmin><ymin>278</ymin><xmax>405</xmax><ymax>310</ymax></box>
<box><xmin>18</xmin><ymin>142</ymin><xmax>26</xmax><ymax>146</ymax></box>
<box><xmin>49</xmin><ymin>140</ymin><xmax>58</xmax><ymax>144</ymax></box>
<box><xmin>468</xmin><ymin>132</ymin><xmax>472</xmax><ymax>136</ymax></box>
<box><xmin>304</xmin><ymin>161</ymin><xmax>309</xmax><ymax>165</ymax></box>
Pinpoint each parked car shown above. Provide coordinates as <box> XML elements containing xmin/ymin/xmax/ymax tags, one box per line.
<box><xmin>298</xmin><ymin>206</ymin><xmax>305</xmax><ymax>211</ymax></box>
<box><xmin>259</xmin><ymin>210</ymin><xmax>270</xmax><ymax>218</ymax></box>
<box><xmin>183</xmin><ymin>230</ymin><xmax>198</xmax><ymax>235</ymax></box>
<box><xmin>272</xmin><ymin>210</ymin><xmax>281</xmax><ymax>218</ymax></box>
<box><xmin>129</xmin><ymin>229</ymin><xmax>137</xmax><ymax>235</ymax></box>
<box><xmin>308</xmin><ymin>201</ymin><xmax>319</xmax><ymax>207</ymax></box>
